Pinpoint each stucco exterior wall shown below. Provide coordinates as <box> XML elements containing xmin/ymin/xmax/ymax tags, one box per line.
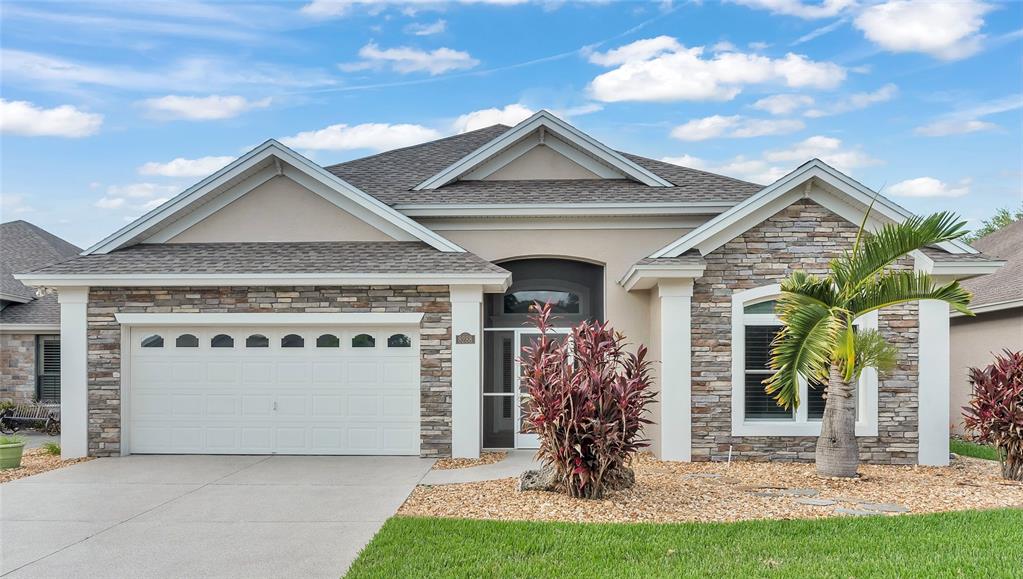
<box><xmin>85</xmin><ymin>286</ymin><xmax>452</xmax><ymax>458</ymax></box>
<box><xmin>169</xmin><ymin>176</ymin><xmax>395</xmax><ymax>243</ymax></box>
<box><xmin>949</xmin><ymin>309</ymin><xmax>1023</xmax><ymax>433</ymax></box>
<box><xmin>0</xmin><ymin>333</ymin><xmax>37</xmax><ymax>404</ymax></box>
<box><xmin>690</xmin><ymin>199</ymin><xmax>920</xmax><ymax>464</ymax></box>
<box><xmin>482</xmin><ymin>145</ymin><xmax>601</xmax><ymax>180</ymax></box>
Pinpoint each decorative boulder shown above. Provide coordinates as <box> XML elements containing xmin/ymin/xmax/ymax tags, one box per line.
<box><xmin>604</xmin><ymin>466</ymin><xmax>636</xmax><ymax>491</ymax></box>
<box><xmin>518</xmin><ymin>465</ymin><xmax>559</xmax><ymax>492</ymax></box>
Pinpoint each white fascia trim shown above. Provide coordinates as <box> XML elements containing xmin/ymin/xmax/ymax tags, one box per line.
<box><xmin>414</xmin><ymin>111</ymin><xmax>673</xmax><ymax>190</ymax></box>
<box><xmin>651</xmin><ymin>159</ymin><xmax>973</xmax><ymax>259</ymax></box>
<box><xmin>16</xmin><ymin>272</ymin><xmax>512</xmax><ymax>292</ymax></box>
<box><xmin>0</xmin><ymin>323</ymin><xmax>60</xmax><ymax>334</ymax></box>
<box><xmin>951</xmin><ymin>298</ymin><xmax>1023</xmax><ymax>317</ymax></box>
<box><xmin>397</xmin><ymin>201</ymin><xmax>733</xmax><ymax>218</ymax></box>
<box><xmin>912</xmin><ymin>250</ymin><xmax>1005</xmax><ymax>279</ymax></box>
<box><xmin>619</xmin><ymin>264</ymin><xmax>706</xmax><ymax>292</ymax></box>
<box><xmin>729</xmin><ymin>284</ymin><xmax>879</xmax><ymax>437</ymax></box>
<box><xmin>84</xmin><ymin>140</ymin><xmax>464</xmax><ymax>254</ymax></box>
<box><xmin>114</xmin><ymin>312</ymin><xmax>425</xmax><ymax>326</ymax></box>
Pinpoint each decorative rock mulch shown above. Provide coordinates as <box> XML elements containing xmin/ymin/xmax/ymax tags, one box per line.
<box><xmin>398</xmin><ymin>453</ymin><xmax>1023</xmax><ymax>524</ymax></box>
<box><xmin>432</xmin><ymin>451</ymin><xmax>507</xmax><ymax>470</ymax></box>
<box><xmin>0</xmin><ymin>448</ymin><xmax>92</xmax><ymax>484</ymax></box>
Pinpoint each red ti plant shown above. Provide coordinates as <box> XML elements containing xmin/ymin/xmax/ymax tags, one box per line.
<box><xmin>520</xmin><ymin>302</ymin><xmax>655</xmax><ymax>499</ymax></box>
<box><xmin>962</xmin><ymin>349</ymin><xmax>1023</xmax><ymax>481</ymax></box>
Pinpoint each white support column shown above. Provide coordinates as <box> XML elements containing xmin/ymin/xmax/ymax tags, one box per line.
<box><xmin>658</xmin><ymin>279</ymin><xmax>694</xmax><ymax>462</ymax></box>
<box><xmin>57</xmin><ymin>287</ymin><xmax>89</xmax><ymax>459</ymax></box>
<box><xmin>450</xmin><ymin>285</ymin><xmax>483</xmax><ymax>458</ymax></box>
<box><xmin>918</xmin><ymin>298</ymin><xmax>951</xmax><ymax>466</ymax></box>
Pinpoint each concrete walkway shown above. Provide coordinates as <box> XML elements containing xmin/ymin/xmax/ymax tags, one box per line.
<box><xmin>420</xmin><ymin>450</ymin><xmax>541</xmax><ymax>485</ymax></box>
<box><xmin>1</xmin><ymin>455</ymin><xmax>434</xmax><ymax>578</ymax></box>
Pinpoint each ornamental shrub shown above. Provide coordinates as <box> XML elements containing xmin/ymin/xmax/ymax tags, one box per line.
<box><xmin>962</xmin><ymin>349</ymin><xmax>1023</xmax><ymax>481</ymax></box>
<box><xmin>520</xmin><ymin>302</ymin><xmax>655</xmax><ymax>499</ymax></box>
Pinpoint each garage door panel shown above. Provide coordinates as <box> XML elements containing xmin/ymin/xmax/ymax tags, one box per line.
<box><xmin>129</xmin><ymin>325</ymin><xmax>420</xmax><ymax>455</ymax></box>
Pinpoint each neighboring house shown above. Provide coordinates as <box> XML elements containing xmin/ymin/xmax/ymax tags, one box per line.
<box><xmin>16</xmin><ymin>111</ymin><xmax>1001</xmax><ymax>465</ymax></box>
<box><xmin>1</xmin><ymin>220</ymin><xmax>82</xmax><ymax>405</ymax></box>
<box><xmin>950</xmin><ymin>219</ymin><xmax>1023</xmax><ymax>433</ymax></box>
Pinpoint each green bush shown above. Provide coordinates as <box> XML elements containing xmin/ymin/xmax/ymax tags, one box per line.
<box><xmin>42</xmin><ymin>441</ymin><xmax>61</xmax><ymax>456</ymax></box>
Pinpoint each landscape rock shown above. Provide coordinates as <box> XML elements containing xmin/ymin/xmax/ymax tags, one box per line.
<box><xmin>518</xmin><ymin>465</ymin><xmax>560</xmax><ymax>492</ymax></box>
<box><xmin>857</xmin><ymin>502</ymin><xmax>909</xmax><ymax>513</ymax></box>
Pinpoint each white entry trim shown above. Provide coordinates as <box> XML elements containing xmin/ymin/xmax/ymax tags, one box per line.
<box><xmin>730</xmin><ymin>284</ymin><xmax>879</xmax><ymax>438</ymax></box>
<box><xmin>114</xmin><ymin>313</ymin><xmax>425</xmax><ymax>326</ymax></box>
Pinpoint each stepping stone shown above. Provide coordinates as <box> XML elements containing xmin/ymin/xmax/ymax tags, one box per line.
<box><xmin>682</xmin><ymin>473</ymin><xmax>722</xmax><ymax>479</ymax></box>
<box><xmin>857</xmin><ymin>502</ymin><xmax>909</xmax><ymax>513</ymax></box>
<box><xmin>795</xmin><ymin>498</ymin><xmax>836</xmax><ymax>506</ymax></box>
<box><xmin>836</xmin><ymin>508</ymin><xmax>878</xmax><ymax>516</ymax></box>
<box><xmin>775</xmin><ymin>488</ymin><xmax>820</xmax><ymax>497</ymax></box>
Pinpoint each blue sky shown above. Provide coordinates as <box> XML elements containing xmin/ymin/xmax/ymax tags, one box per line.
<box><xmin>1</xmin><ymin>0</ymin><xmax>1021</xmax><ymax>248</ymax></box>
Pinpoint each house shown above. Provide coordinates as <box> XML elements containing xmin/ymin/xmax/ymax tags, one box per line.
<box><xmin>15</xmin><ymin>111</ymin><xmax>1002</xmax><ymax>465</ymax></box>
<box><xmin>950</xmin><ymin>219</ymin><xmax>1023</xmax><ymax>433</ymax></box>
<box><xmin>1</xmin><ymin>220</ymin><xmax>82</xmax><ymax>405</ymax></box>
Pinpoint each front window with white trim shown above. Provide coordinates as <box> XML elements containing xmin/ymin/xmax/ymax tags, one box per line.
<box><xmin>731</xmin><ymin>284</ymin><xmax>878</xmax><ymax>437</ymax></box>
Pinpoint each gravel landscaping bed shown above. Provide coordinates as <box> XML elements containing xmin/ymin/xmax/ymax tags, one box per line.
<box><xmin>399</xmin><ymin>454</ymin><xmax>1023</xmax><ymax>523</ymax></box>
<box><xmin>433</xmin><ymin>451</ymin><xmax>507</xmax><ymax>470</ymax></box>
<box><xmin>0</xmin><ymin>448</ymin><xmax>93</xmax><ymax>484</ymax></box>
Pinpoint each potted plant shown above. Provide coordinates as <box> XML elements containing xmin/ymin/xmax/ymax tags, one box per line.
<box><xmin>0</xmin><ymin>435</ymin><xmax>27</xmax><ymax>469</ymax></box>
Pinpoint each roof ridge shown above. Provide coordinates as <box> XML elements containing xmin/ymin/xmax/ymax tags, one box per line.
<box><xmin>620</xmin><ymin>151</ymin><xmax>764</xmax><ymax>189</ymax></box>
<box><xmin>323</xmin><ymin>124</ymin><xmax>510</xmax><ymax>170</ymax></box>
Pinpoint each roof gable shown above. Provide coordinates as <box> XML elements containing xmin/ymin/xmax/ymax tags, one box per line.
<box><xmin>0</xmin><ymin>220</ymin><xmax>81</xmax><ymax>303</ymax></box>
<box><xmin>84</xmin><ymin>140</ymin><xmax>465</xmax><ymax>254</ymax></box>
<box><xmin>650</xmin><ymin>159</ymin><xmax>976</xmax><ymax>259</ymax></box>
<box><xmin>413</xmin><ymin>111</ymin><xmax>673</xmax><ymax>190</ymax></box>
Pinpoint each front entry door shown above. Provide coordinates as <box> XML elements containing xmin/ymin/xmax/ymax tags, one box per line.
<box><xmin>483</xmin><ymin>329</ymin><xmax>568</xmax><ymax>450</ymax></box>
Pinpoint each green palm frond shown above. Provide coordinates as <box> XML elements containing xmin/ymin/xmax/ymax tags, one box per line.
<box><xmin>779</xmin><ymin>271</ymin><xmax>839</xmax><ymax>308</ymax></box>
<box><xmin>843</xmin><ymin>329</ymin><xmax>897</xmax><ymax>381</ymax></box>
<box><xmin>831</xmin><ymin>212</ymin><xmax>968</xmax><ymax>295</ymax></box>
<box><xmin>764</xmin><ymin>296</ymin><xmax>836</xmax><ymax>410</ymax></box>
<box><xmin>848</xmin><ymin>270</ymin><xmax>974</xmax><ymax>316</ymax></box>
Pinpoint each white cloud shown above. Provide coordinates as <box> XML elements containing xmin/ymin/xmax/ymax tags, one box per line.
<box><xmin>138</xmin><ymin>156</ymin><xmax>235</xmax><ymax>177</ymax></box>
<box><xmin>913</xmin><ymin>119</ymin><xmax>997</xmax><ymax>137</ymax></box>
<box><xmin>142</xmin><ymin>95</ymin><xmax>271</xmax><ymax>121</ymax></box>
<box><xmin>764</xmin><ymin>135</ymin><xmax>880</xmax><ymax>173</ymax></box>
<box><xmin>804</xmin><ymin>83</ymin><xmax>897</xmax><ymax>117</ymax></box>
<box><xmin>587</xmin><ymin>36</ymin><xmax>845</xmax><ymax>102</ymax></box>
<box><xmin>670</xmin><ymin>115</ymin><xmax>804</xmax><ymax>141</ymax></box>
<box><xmin>853</xmin><ymin>0</ymin><xmax>992</xmax><ymax>60</ymax></box>
<box><xmin>731</xmin><ymin>0</ymin><xmax>855</xmax><ymax>19</ymax></box>
<box><xmin>711</xmin><ymin>41</ymin><xmax>738</xmax><ymax>53</ymax></box>
<box><xmin>0</xmin><ymin>194</ymin><xmax>36</xmax><ymax>214</ymax></box>
<box><xmin>888</xmin><ymin>177</ymin><xmax>971</xmax><ymax>198</ymax></box>
<box><xmin>753</xmin><ymin>94</ymin><xmax>815</xmax><ymax>115</ymax></box>
<box><xmin>661</xmin><ymin>154</ymin><xmax>789</xmax><ymax>184</ymax></box>
<box><xmin>340</xmin><ymin>42</ymin><xmax>479</xmax><ymax>75</ymax></box>
<box><xmin>452</xmin><ymin>104</ymin><xmax>534</xmax><ymax>133</ymax></box>
<box><xmin>302</xmin><ymin>0</ymin><xmax>526</xmax><ymax>18</ymax></box>
<box><xmin>95</xmin><ymin>183</ymin><xmax>179</xmax><ymax>211</ymax></box>
<box><xmin>405</xmin><ymin>19</ymin><xmax>446</xmax><ymax>36</ymax></box>
<box><xmin>280</xmin><ymin>122</ymin><xmax>441</xmax><ymax>151</ymax></box>
<box><xmin>0</xmin><ymin>99</ymin><xmax>102</xmax><ymax>137</ymax></box>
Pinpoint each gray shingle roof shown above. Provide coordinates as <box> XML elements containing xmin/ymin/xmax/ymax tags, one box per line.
<box><xmin>960</xmin><ymin>220</ymin><xmax>1023</xmax><ymax>307</ymax></box>
<box><xmin>324</xmin><ymin>125</ymin><xmax>762</xmax><ymax>206</ymax></box>
<box><xmin>1</xmin><ymin>221</ymin><xmax>81</xmax><ymax>325</ymax></box>
<box><xmin>635</xmin><ymin>251</ymin><xmax>706</xmax><ymax>267</ymax></box>
<box><xmin>23</xmin><ymin>242</ymin><xmax>509</xmax><ymax>276</ymax></box>
<box><xmin>919</xmin><ymin>246</ymin><xmax>1000</xmax><ymax>262</ymax></box>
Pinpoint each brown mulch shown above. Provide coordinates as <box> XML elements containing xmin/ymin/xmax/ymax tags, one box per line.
<box><xmin>0</xmin><ymin>448</ymin><xmax>93</xmax><ymax>484</ymax></box>
<box><xmin>433</xmin><ymin>451</ymin><xmax>508</xmax><ymax>470</ymax></box>
<box><xmin>400</xmin><ymin>453</ymin><xmax>1023</xmax><ymax>524</ymax></box>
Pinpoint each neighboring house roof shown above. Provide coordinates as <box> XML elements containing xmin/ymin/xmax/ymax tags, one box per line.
<box><xmin>1</xmin><ymin>220</ymin><xmax>81</xmax><ymax>327</ymax></box>
<box><xmin>23</xmin><ymin>241</ymin><xmax>507</xmax><ymax>276</ymax></box>
<box><xmin>960</xmin><ymin>219</ymin><xmax>1023</xmax><ymax>311</ymax></box>
<box><xmin>325</xmin><ymin>125</ymin><xmax>761</xmax><ymax>206</ymax></box>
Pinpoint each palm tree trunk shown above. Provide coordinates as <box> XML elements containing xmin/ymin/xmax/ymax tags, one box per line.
<box><xmin>816</xmin><ymin>365</ymin><xmax>859</xmax><ymax>477</ymax></box>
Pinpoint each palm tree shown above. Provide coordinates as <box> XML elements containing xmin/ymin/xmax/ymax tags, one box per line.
<box><xmin>764</xmin><ymin>210</ymin><xmax>973</xmax><ymax>477</ymax></box>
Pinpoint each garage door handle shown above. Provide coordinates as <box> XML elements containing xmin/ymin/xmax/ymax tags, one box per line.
<box><xmin>273</xmin><ymin>401</ymin><xmax>278</xmax><ymax>411</ymax></box>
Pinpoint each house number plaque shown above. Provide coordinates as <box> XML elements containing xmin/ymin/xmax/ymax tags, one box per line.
<box><xmin>456</xmin><ymin>332</ymin><xmax>476</xmax><ymax>345</ymax></box>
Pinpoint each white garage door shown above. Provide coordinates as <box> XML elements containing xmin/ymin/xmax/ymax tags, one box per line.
<box><xmin>126</xmin><ymin>326</ymin><xmax>420</xmax><ymax>455</ymax></box>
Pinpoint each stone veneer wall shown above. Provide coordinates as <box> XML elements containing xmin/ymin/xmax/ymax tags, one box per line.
<box><xmin>0</xmin><ymin>333</ymin><xmax>38</xmax><ymax>404</ymax></box>
<box><xmin>690</xmin><ymin>199</ymin><xmax>919</xmax><ymax>464</ymax></box>
<box><xmin>86</xmin><ymin>286</ymin><xmax>452</xmax><ymax>457</ymax></box>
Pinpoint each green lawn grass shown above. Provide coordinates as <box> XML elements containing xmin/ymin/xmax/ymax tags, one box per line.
<box><xmin>346</xmin><ymin>510</ymin><xmax>1023</xmax><ymax>578</ymax></box>
<box><xmin>951</xmin><ymin>438</ymin><xmax>1001</xmax><ymax>461</ymax></box>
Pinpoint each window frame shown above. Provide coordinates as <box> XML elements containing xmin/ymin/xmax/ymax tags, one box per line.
<box><xmin>730</xmin><ymin>284</ymin><xmax>879</xmax><ymax>437</ymax></box>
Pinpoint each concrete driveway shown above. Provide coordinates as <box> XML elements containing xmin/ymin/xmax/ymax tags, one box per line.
<box><xmin>1</xmin><ymin>455</ymin><xmax>434</xmax><ymax>578</ymax></box>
